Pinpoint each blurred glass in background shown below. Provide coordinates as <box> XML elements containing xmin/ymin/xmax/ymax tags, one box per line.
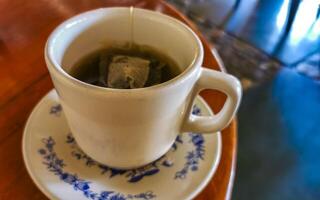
<box><xmin>168</xmin><ymin>0</ymin><xmax>320</xmax><ymax>199</ymax></box>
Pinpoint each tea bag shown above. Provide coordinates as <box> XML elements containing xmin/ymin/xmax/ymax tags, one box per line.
<box><xmin>107</xmin><ymin>55</ymin><xmax>150</xmax><ymax>89</ymax></box>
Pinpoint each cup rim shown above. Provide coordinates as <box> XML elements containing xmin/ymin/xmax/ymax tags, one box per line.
<box><xmin>45</xmin><ymin>7</ymin><xmax>204</xmax><ymax>94</ymax></box>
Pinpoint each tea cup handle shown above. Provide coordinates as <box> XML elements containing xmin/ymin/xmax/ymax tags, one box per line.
<box><xmin>181</xmin><ymin>68</ymin><xmax>242</xmax><ymax>133</ymax></box>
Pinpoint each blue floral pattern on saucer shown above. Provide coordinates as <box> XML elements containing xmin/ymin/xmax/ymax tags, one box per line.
<box><xmin>49</xmin><ymin>104</ymin><xmax>62</xmax><ymax>116</ymax></box>
<box><xmin>175</xmin><ymin>133</ymin><xmax>205</xmax><ymax>179</ymax></box>
<box><xmin>39</xmin><ymin>137</ymin><xmax>156</xmax><ymax>200</ymax></box>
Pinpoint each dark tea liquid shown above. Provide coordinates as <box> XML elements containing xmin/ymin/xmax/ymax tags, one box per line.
<box><xmin>69</xmin><ymin>44</ymin><xmax>181</xmax><ymax>88</ymax></box>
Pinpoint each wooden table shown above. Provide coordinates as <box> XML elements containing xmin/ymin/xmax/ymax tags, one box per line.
<box><xmin>0</xmin><ymin>0</ymin><xmax>237</xmax><ymax>199</ymax></box>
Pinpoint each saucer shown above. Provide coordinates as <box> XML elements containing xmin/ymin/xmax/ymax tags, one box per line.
<box><xmin>22</xmin><ymin>89</ymin><xmax>221</xmax><ymax>200</ymax></box>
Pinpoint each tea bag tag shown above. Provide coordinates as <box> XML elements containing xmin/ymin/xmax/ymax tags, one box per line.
<box><xmin>107</xmin><ymin>55</ymin><xmax>150</xmax><ymax>89</ymax></box>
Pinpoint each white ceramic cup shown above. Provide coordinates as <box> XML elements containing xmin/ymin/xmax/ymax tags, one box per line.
<box><xmin>45</xmin><ymin>7</ymin><xmax>242</xmax><ymax>169</ymax></box>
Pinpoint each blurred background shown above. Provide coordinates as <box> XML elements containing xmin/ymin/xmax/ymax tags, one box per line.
<box><xmin>167</xmin><ymin>0</ymin><xmax>320</xmax><ymax>199</ymax></box>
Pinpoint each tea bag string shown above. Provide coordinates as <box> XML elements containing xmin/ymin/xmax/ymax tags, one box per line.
<box><xmin>130</xmin><ymin>6</ymin><xmax>134</xmax><ymax>49</ymax></box>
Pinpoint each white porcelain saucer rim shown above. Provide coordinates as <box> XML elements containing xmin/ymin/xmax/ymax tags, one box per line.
<box><xmin>22</xmin><ymin>90</ymin><xmax>58</xmax><ymax>200</ymax></box>
<box><xmin>22</xmin><ymin>89</ymin><xmax>222</xmax><ymax>200</ymax></box>
<box><xmin>184</xmin><ymin>97</ymin><xmax>222</xmax><ymax>200</ymax></box>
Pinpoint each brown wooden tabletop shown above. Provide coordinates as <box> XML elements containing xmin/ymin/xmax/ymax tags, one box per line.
<box><xmin>0</xmin><ymin>0</ymin><xmax>237</xmax><ymax>199</ymax></box>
